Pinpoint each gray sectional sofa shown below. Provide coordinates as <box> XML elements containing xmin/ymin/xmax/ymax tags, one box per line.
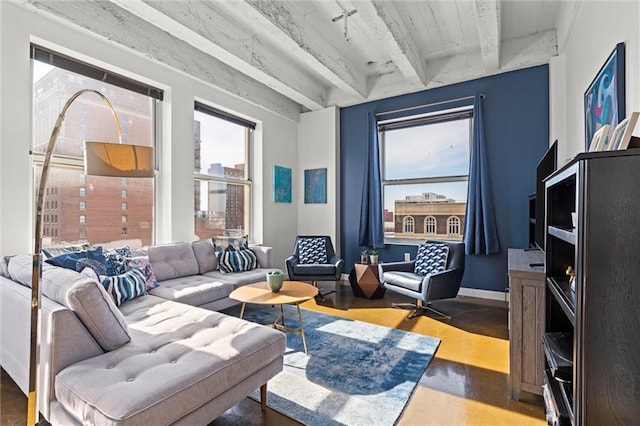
<box><xmin>0</xmin><ymin>240</ymin><xmax>286</xmax><ymax>425</ymax></box>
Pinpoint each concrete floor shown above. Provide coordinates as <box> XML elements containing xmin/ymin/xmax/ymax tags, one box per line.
<box><xmin>1</xmin><ymin>281</ymin><xmax>545</xmax><ymax>425</ymax></box>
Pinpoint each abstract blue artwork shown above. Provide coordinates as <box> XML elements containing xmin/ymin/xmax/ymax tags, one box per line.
<box><xmin>584</xmin><ymin>42</ymin><xmax>625</xmax><ymax>150</ymax></box>
<box><xmin>273</xmin><ymin>165</ymin><xmax>292</xmax><ymax>203</ymax></box>
<box><xmin>304</xmin><ymin>168</ymin><xmax>327</xmax><ymax>204</ymax></box>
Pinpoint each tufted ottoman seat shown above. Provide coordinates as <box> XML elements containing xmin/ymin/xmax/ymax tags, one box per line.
<box><xmin>54</xmin><ymin>295</ymin><xmax>286</xmax><ymax>425</ymax></box>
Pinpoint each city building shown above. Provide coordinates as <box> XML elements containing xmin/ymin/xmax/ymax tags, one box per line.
<box><xmin>392</xmin><ymin>192</ymin><xmax>465</xmax><ymax>241</ymax></box>
<box><xmin>33</xmin><ymin>67</ymin><xmax>154</xmax><ymax>246</ymax></box>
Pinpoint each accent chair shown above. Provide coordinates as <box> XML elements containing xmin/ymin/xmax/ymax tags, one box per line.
<box><xmin>379</xmin><ymin>240</ymin><xmax>465</xmax><ymax>319</ymax></box>
<box><xmin>285</xmin><ymin>235</ymin><xmax>344</xmax><ymax>299</ymax></box>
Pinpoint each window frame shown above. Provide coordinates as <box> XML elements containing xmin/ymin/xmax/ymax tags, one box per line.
<box><xmin>380</xmin><ymin>106</ymin><xmax>473</xmax><ymax>245</ymax></box>
<box><xmin>193</xmin><ymin>101</ymin><xmax>254</xmax><ymax>241</ymax></box>
<box><xmin>425</xmin><ymin>216</ymin><xmax>437</xmax><ymax>234</ymax></box>
<box><xmin>31</xmin><ymin>45</ymin><xmax>161</xmax><ymax>246</ymax></box>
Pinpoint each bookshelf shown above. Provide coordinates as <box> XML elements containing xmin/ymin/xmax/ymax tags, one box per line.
<box><xmin>543</xmin><ymin>149</ymin><xmax>640</xmax><ymax>425</ymax></box>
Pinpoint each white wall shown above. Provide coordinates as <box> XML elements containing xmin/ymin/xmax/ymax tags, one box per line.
<box><xmin>551</xmin><ymin>1</ymin><xmax>640</xmax><ymax>162</ymax></box>
<box><xmin>296</xmin><ymin>107</ymin><xmax>340</xmax><ymax>253</ymax></box>
<box><xmin>0</xmin><ymin>2</ymin><xmax>299</xmax><ymax>267</ymax></box>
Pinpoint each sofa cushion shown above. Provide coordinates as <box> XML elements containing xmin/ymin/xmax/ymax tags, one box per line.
<box><xmin>7</xmin><ymin>254</ymin><xmax>54</xmax><ymax>287</ymax></box>
<box><xmin>101</xmin><ymin>269</ymin><xmax>147</xmax><ymax>306</ymax></box>
<box><xmin>192</xmin><ymin>240</ymin><xmax>217</xmax><ymax>274</ymax></box>
<box><xmin>382</xmin><ymin>271</ymin><xmax>423</xmax><ymax>292</ymax></box>
<box><xmin>41</xmin><ymin>267</ymin><xmax>130</xmax><ymax>351</ymax></box>
<box><xmin>55</xmin><ymin>296</ymin><xmax>286</xmax><ymax>426</ymax></box>
<box><xmin>414</xmin><ymin>242</ymin><xmax>449</xmax><ymax>276</ymax></box>
<box><xmin>217</xmin><ymin>247</ymin><xmax>257</xmax><ymax>273</ymax></box>
<box><xmin>292</xmin><ymin>263</ymin><xmax>336</xmax><ymax>276</ymax></box>
<box><xmin>298</xmin><ymin>237</ymin><xmax>328</xmax><ymax>264</ymax></box>
<box><xmin>148</xmin><ymin>242</ymin><xmax>199</xmax><ymax>282</ymax></box>
<box><xmin>148</xmin><ymin>275</ymin><xmax>234</xmax><ymax>307</ymax></box>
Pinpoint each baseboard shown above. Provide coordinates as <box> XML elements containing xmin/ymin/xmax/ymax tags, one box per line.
<box><xmin>341</xmin><ymin>274</ymin><xmax>505</xmax><ymax>302</ymax></box>
<box><xmin>458</xmin><ymin>287</ymin><xmax>506</xmax><ymax>302</ymax></box>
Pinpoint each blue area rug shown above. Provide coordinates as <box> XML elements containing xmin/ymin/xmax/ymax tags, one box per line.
<box><xmin>223</xmin><ymin>304</ymin><xmax>440</xmax><ymax>426</ymax></box>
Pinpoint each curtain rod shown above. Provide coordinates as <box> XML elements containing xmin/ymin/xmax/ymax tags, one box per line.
<box><xmin>375</xmin><ymin>93</ymin><xmax>485</xmax><ymax>117</ymax></box>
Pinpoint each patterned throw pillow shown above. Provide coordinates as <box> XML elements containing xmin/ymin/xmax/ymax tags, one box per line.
<box><xmin>42</xmin><ymin>242</ymin><xmax>91</xmax><ymax>259</ymax></box>
<box><xmin>216</xmin><ymin>247</ymin><xmax>257</xmax><ymax>273</ymax></box>
<box><xmin>104</xmin><ymin>246</ymin><xmax>132</xmax><ymax>276</ymax></box>
<box><xmin>298</xmin><ymin>237</ymin><xmax>328</xmax><ymax>264</ymax></box>
<box><xmin>101</xmin><ymin>269</ymin><xmax>147</xmax><ymax>306</ymax></box>
<box><xmin>414</xmin><ymin>242</ymin><xmax>449</xmax><ymax>276</ymax></box>
<box><xmin>45</xmin><ymin>246</ymin><xmax>106</xmax><ymax>273</ymax></box>
<box><xmin>212</xmin><ymin>235</ymin><xmax>249</xmax><ymax>253</ymax></box>
<box><xmin>126</xmin><ymin>256</ymin><xmax>160</xmax><ymax>290</ymax></box>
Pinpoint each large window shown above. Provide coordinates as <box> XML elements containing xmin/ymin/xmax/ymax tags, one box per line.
<box><xmin>380</xmin><ymin>107</ymin><xmax>472</xmax><ymax>242</ymax></box>
<box><xmin>193</xmin><ymin>102</ymin><xmax>254</xmax><ymax>240</ymax></box>
<box><xmin>32</xmin><ymin>45</ymin><xmax>161</xmax><ymax>247</ymax></box>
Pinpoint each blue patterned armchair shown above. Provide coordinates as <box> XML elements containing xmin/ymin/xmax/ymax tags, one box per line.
<box><xmin>379</xmin><ymin>240</ymin><xmax>465</xmax><ymax>319</ymax></box>
<box><xmin>285</xmin><ymin>235</ymin><xmax>344</xmax><ymax>298</ymax></box>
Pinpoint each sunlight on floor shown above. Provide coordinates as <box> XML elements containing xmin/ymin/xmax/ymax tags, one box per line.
<box><xmin>400</xmin><ymin>387</ymin><xmax>545</xmax><ymax>426</ymax></box>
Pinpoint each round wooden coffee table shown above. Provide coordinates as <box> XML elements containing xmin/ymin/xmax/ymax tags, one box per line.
<box><xmin>229</xmin><ymin>281</ymin><xmax>318</xmax><ymax>354</ymax></box>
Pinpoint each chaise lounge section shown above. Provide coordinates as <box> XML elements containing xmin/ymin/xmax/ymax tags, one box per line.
<box><xmin>0</xmin><ymin>240</ymin><xmax>286</xmax><ymax>425</ymax></box>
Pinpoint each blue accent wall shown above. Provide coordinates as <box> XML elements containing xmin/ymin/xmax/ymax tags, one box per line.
<box><xmin>340</xmin><ymin>65</ymin><xmax>549</xmax><ymax>292</ymax></box>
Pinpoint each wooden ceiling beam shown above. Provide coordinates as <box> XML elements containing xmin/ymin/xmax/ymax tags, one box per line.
<box><xmin>342</xmin><ymin>0</ymin><xmax>428</xmax><ymax>86</ymax></box>
<box><xmin>215</xmin><ymin>0</ymin><xmax>367</xmax><ymax>101</ymax></box>
<box><xmin>112</xmin><ymin>0</ymin><xmax>326</xmax><ymax>110</ymax></box>
<box><xmin>473</xmin><ymin>0</ymin><xmax>501</xmax><ymax>73</ymax></box>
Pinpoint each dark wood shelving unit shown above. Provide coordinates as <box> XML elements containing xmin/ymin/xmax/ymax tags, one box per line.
<box><xmin>547</xmin><ymin>226</ymin><xmax>576</xmax><ymax>245</ymax></box>
<box><xmin>529</xmin><ymin>193</ymin><xmax>536</xmax><ymax>247</ymax></box>
<box><xmin>546</xmin><ymin>277</ymin><xmax>575</xmax><ymax>324</ymax></box>
<box><xmin>543</xmin><ymin>149</ymin><xmax>640</xmax><ymax>425</ymax></box>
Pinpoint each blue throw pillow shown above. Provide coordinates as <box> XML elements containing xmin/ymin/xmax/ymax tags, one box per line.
<box><xmin>42</xmin><ymin>242</ymin><xmax>91</xmax><ymax>259</ymax></box>
<box><xmin>414</xmin><ymin>242</ymin><xmax>449</xmax><ymax>276</ymax></box>
<box><xmin>45</xmin><ymin>246</ymin><xmax>106</xmax><ymax>273</ymax></box>
<box><xmin>216</xmin><ymin>247</ymin><xmax>257</xmax><ymax>273</ymax></box>
<box><xmin>104</xmin><ymin>246</ymin><xmax>132</xmax><ymax>276</ymax></box>
<box><xmin>298</xmin><ymin>237</ymin><xmax>328</xmax><ymax>264</ymax></box>
<box><xmin>101</xmin><ymin>269</ymin><xmax>147</xmax><ymax>306</ymax></box>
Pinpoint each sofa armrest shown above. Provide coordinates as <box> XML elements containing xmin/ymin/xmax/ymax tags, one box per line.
<box><xmin>249</xmin><ymin>245</ymin><xmax>273</xmax><ymax>268</ymax></box>
<box><xmin>1</xmin><ymin>276</ymin><xmax>103</xmax><ymax>420</ymax></box>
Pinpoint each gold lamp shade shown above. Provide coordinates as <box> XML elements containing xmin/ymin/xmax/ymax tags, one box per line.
<box><xmin>84</xmin><ymin>141</ymin><xmax>154</xmax><ymax>177</ymax></box>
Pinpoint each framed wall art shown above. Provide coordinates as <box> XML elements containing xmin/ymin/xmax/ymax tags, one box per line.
<box><xmin>273</xmin><ymin>165</ymin><xmax>292</xmax><ymax>203</ymax></box>
<box><xmin>304</xmin><ymin>168</ymin><xmax>327</xmax><ymax>204</ymax></box>
<box><xmin>584</xmin><ymin>42</ymin><xmax>625</xmax><ymax>151</ymax></box>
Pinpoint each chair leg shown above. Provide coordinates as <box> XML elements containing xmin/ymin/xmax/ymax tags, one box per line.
<box><xmin>424</xmin><ymin>304</ymin><xmax>451</xmax><ymax>320</ymax></box>
<box><xmin>391</xmin><ymin>300</ymin><xmax>451</xmax><ymax>320</ymax></box>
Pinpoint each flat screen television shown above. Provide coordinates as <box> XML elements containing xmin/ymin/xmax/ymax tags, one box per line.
<box><xmin>534</xmin><ymin>140</ymin><xmax>558</xmax><ymax>251</ymax></box>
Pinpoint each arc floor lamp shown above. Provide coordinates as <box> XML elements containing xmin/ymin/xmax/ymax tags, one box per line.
<box><xmin>28</xmin><ymin>89</ymin><xmax>154</xmax><ymax>426</ymax></box>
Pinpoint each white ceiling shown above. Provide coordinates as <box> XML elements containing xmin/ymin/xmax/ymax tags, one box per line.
<box><xmin>22</xmin><ymin>1</ymin><xmax>579</xmax><ymax>120</ymax></box>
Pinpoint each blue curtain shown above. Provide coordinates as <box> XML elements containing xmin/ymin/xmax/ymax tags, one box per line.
<box><xmin>358</xmin><ymin>112</ymin><xmax>385</xmax><ymax>249</ymax></box>
<box><xmin>463</xmin><ymin>92</ymin><xmax>500</xmax><ymax>255</ymax></box>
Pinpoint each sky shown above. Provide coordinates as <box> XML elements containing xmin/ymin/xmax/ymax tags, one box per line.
<box><xmin>382</xmin><ymin>118</ymin><xmax>471</xmax><ymax>210</ymax></box>
<box><xmin>195</xmin><ymin>110</ymin><xmax>246</xmax><ymax>174</ymax></box>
